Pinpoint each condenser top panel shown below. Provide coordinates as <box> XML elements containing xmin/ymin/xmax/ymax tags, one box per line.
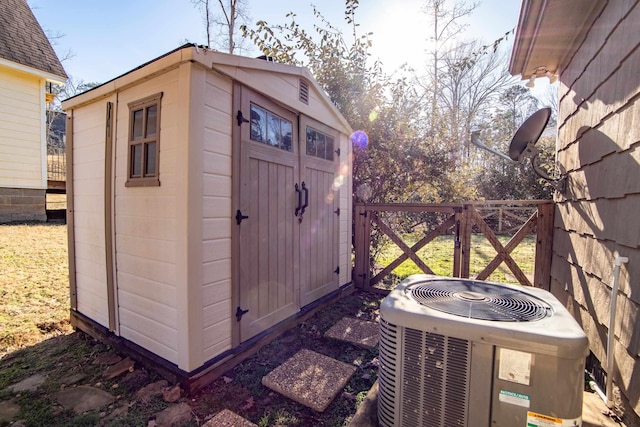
<box><xmin>408</xmin><ymin>278</ymin><xmax>552</xmax><ymax>321</ymax></box>
<box><xmin>381</xmin><ymin>275</ymin><xmax>589</xmax><ymax>358</ymax></box>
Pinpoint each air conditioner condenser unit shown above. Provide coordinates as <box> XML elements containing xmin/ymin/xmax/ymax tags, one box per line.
<box><xmin>378</xmin><ymin>275</ymin><xmax>589</xmax><ymax>427</ymax></box>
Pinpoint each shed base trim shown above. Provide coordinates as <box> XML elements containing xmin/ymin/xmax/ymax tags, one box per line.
<box><xmin>69</xmin><ymin>281</ymin><xmax>354</xmax><ymax>394</ymax></box>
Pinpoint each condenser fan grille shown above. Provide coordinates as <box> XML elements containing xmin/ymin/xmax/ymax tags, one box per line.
<box><xmin>408</xmin><ymin>279</ymin><xmax>552</xmax><ymax>321</ymax></box>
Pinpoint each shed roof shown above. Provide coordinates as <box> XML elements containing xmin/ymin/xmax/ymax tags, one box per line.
<box><xmin>509</xmin><ymin>0</ymin><xmax>605</xmax><ymax>80</ymax></box>
<box><xmin>62</xmin><ymin>44</ymin><xmax>352</xmax><ymax>135</ymax></box>
<box><xmin>0</xmin><ymin>0</ymin><xmax>67</xmax><ymax>82</ymax></box>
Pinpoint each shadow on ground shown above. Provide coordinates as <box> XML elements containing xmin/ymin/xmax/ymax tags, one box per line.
<box><xmin>0</xmin><ymin>291</ymin><xmax>382</xmax><ymax>427</ymax></box>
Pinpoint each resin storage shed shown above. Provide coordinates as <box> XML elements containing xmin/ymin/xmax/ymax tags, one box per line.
<box><xmin>62</xmin><ymin>44</ymin><xmax>353</xmax><ymax>386</ymax></box>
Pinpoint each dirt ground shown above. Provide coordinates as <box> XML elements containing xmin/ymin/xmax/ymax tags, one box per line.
<box><xmin>1</xmin><ymin>287</ymin><xmax>381</xmax><ymax>426</ymax></box>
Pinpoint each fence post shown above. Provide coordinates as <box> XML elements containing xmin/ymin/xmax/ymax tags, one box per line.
<box><xmin>460</xmin><ymin>204</ymin><xmax>473</xmax><ymax>278</ymax></box>
<box><xmin>534</xmin><ymin>202</ymin><xmax>554</xmax><ymax>290</ymax></box>
<box><xmin>453</xmin><ymin>209</ymin><xmax>462</xmax><ymax>278</ymax></box>
<box><xmin>353</xmin><ymin>204</ymin><xmax>372</xmax><ymax>289</ymax></box>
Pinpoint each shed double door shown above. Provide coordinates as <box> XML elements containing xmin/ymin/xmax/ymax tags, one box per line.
<box><xmin>237</xmin><ymin>88</ymin><xmax>339</xmax><ymax>341</ymax></box>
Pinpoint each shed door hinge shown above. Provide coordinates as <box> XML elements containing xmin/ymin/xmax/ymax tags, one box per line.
<box><xmin>335</xmin><ymin>148</ymin><xmax>341</xmax><ymax>157</ymax></box>
<box><xmin>236</xmin><ymin>110</ymin><xmax>249</xmax><ymax>126</ymax></box>
<box><xmin>334</xmin><ymin>266</ymin><xmax>340</xmax><ymax>275</ymax></box>
<box><xmin>236</xmin><ymin>306</ymin><xmax>249</xmax><ymax>321</ymax></box>
<box><xmin>334</xmin><ymin>207</ymin><xmax>340</xmax><ymax>216</ymax></box>
<box><xmin>235</xmin><ymin>209</ymin><xmax>249</xmax><ymax>225</ymax></box>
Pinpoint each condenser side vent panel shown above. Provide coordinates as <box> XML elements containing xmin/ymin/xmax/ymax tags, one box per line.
<box><xmin>378</xmin><ymin>318</ymin><xmax>398</xmax><ymax>426</ymax></box>
<box><xmin>380</xmin><ymin>319</ymin><xmax>471</xmax><ymax>427</ymax></box>
<box><xmin>403</xmin><ymin>328</ymin><xmax>470</xmax><ymax>426</ymax></box>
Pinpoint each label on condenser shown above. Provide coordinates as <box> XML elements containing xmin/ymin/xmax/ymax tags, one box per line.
<box><xmin>499</xmin><ymin>348</ymin><xmax>532</xmax><ymax>385</ymax></box>
<box><xmin>526</xmin><ymin>411</ymin><xmax>582</xmax><ymax>427</ymax></box>
<box><xmin>499</xmin><ymin>390</ymin><xmax>530</xmax><ymax>408</ymax></box>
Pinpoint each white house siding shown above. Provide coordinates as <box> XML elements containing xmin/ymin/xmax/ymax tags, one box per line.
<box><xmin>114</xmin><ymin>69</ymin><xmax>182</xmax><ymax>364</ymax></box>
<box><xmin>70</xmin><ymin>101</ymin><xmax>109</xmax><ymax>327</ymax></box>
<box><xmin>0</xmin><ymin>67</ymin><xmax>44</xmax><ymax>188</ymax></box>
<box><xmin>201</xmin><ymin>70</ymin><xmax>234</xmax><ymax>361</ymax></box>
<box><xmin>550</xmin><ymin>1</ymin><xmax>640</xmax><ymax>416</ymax></box>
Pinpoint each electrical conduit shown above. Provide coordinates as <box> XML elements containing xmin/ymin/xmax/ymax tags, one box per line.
<box><xmin>606</xmin><ymin>255</ymin><xmax>629</xmax><ymax>408</ymax></box>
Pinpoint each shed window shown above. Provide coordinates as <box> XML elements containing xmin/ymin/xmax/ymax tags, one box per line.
<box><xmin>306</xmin><ymin>127</ymin><xmax>334</xmax><ymax>161</ymax></box>
<box><xmin>250</xmin><ymin>103</ymin><xmax>292</xmax><ymax>152</ymax></box>
<box><xmin>126</xmin><ymin>93</ymin><xmax>162</xmax><ymax>187</ymax></box>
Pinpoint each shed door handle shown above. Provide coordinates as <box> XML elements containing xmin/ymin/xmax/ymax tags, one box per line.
<box><xmin>295</xmin><ymin>183</ymin><xmax>302</xmax><ymax>217</ymax></box>
<box><xmin>300</xmin><ymin>182</ymin><xmax>309</xmax><ymax>215</ymax></box>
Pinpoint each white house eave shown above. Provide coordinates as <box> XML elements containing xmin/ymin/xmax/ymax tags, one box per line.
<box><xmin>509</xmin><ymin>0</ymin><xmax>606</xmax><ymax>80</ymax></box>
<box><xmin>0</xmin><ymin>57</ymin><xmax>67</xmax><ymax>85</ymax></box>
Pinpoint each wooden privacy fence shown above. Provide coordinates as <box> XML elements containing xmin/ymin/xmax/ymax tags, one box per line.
<box><xmin>353</xmin><ymin>201</ymin><xmax>554</xmax><ymax>293</ymax></box>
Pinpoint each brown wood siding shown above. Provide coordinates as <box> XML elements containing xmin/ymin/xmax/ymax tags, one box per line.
<box><xmin>552</xmin><ymin>0</ymin><xmax>640</xmax><ymax>416</ymax></box>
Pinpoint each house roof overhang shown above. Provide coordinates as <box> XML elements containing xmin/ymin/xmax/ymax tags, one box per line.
<box><xmin>509</xmin><ymin>0</ymin><xmax>606</xmax><ymax>80</ymax></box>
<box><xmin>0</xmin><ymin>56</ymin><xmax>67</xmax><ymax>85</ymax></box>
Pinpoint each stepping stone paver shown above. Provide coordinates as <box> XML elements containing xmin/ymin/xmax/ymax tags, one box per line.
<box><xmin>262</xmin><ymin>348</ymin><xmax>357</xmax><ymax>412</ymax></box>
<box><xmin>324</xmin><ymin>317</ymin><xmax>380</xmax><ymax>349</ymax></box>
<box><xmin>56</xmin><ymin>385</ymin><xmax>114</xmax><ymax>413</ymax></box>
<box><xmin>6</xmin><ymin>373</ymin><xmax>46</xmax><ymax>392</ymax></box>
<box><xmin>203</xmin><ymin>409</ymin><xmax>257</xmax><ymax>427</ymax></box>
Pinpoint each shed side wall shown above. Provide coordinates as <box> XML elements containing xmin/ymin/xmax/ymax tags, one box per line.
<box><xmin>338</xmin><ymin>133</ymin><xmax>352</xmax><ymax>286</ymax></box>
<box><xmin>551</xmin><ymin>0</ymin><xmax>640</xmax><ymax>417</ymax></box>
<box><xmin>69</xmin><ymin>100</ymin><xmax>109</xmax><ymax>327</ymax></box>
<box><xmin>114</xmin><ymin>68</ymin><xmax>182</xmax><ymax>364</ymax></box>
<box><xmin>200</xmin><ymin>69</ymin><xmax>234</xmax><ymax>361</ymax></box>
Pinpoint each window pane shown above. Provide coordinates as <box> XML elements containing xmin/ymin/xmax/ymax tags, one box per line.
<box><xmin>306</xmin><ymin>127</ymin><xmax>316</xmax><ymax>156</ymax></box>
<box><xmin>146</xmin><ymin>105</ymin><xmax>157</xmax><ymax>137</ymax></box>
<box><xmin>131</xmin><ymin>144</ymin><xmax>142</xmax><ymax>177</ymax></box>
<box><xmin>316</xmin><ymin>133</ymin><xmax>326</xmax><ymax>159</ymax></box>
<box><xmin>281</xmin><ymin>120</ymin><xmax>292</xmax><ymax>152</ymax></box>
<box><xmin>145</xmin><ymin>142</ymin><xmax>157</xmax><ymax>176</ymax></box>
<box><xmin>267</xmin><ymin>113</ymin><xmax>281</xmax><ymax>147</ymax></box>
<box><xmin>250</xmin><ymin>104</ymin><xmax>266</xmax><ymax>142</ymax></box>
<box><xmin>326</xmin><ymin>136</ymin><xmax>334</xmax><ymax>160</ymax></box>
<box><xmin>132</xmin><ymin>109</ymin><xmax>144</xmax><ymax>140</ymax></box>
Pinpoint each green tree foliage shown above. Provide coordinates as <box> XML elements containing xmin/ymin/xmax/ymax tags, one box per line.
<box><xmin>472</xmin><ymin>86</ymin><xmax>554</xmax><ymax>200</ymax></box>
<box><xmin>242</xmin><ymin>0</ymin><xmax>463</xmax><ymax>205</ymax></box>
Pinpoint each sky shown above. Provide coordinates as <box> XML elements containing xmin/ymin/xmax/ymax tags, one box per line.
<box><xmin>30</xmin><ymin>0</ymin><xmax>525</xmax><ymax>87</ymax></box>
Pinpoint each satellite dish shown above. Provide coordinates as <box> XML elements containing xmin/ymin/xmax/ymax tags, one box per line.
<box><xmin>507</xmin><ymin>107</ymin><xmax>551</xmax><ymax>161</ymax></box>
<box><xmin>470</xmin><ymin>107</ymin><xmax>565</xmax><ymax>192</ymax></box>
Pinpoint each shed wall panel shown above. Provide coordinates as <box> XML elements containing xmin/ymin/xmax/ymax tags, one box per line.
<box><xmin>113</xmin><ymin>69</ymin><xmax>182</xmax><ymax>362</ymax></box>
<box><xmin>551</xmin><ymin>0</ymin><xmax>640</xmax><ymax>417</ymax></box>
<box><xmin>200</xmin><ymin>70</ymin><xmax>233</xmax><ymax>359</ymax></box>
<box><xmin>0</xmin><ymin>68</ymin><xmax>44</xmax><ymax>188</ymax></box>
<box><xmin>118</xmin><ymin>309</ymin><xmax>178</xmax><ymax>362</ymax></box>
<box><xmin>70</xmin><ymin>101</ymin><xmax>109</xmax><ymax>327</ymax></box>
<box><xmin>338</xmin><ymin>133</ymin><xmax>352</xmax><ymax>285</ymax></box>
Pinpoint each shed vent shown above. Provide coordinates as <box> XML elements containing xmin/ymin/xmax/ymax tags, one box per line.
<box><xmin>299</xmin><ymin>79</ymin><xmax>309</xmax><ymax>104</ymax></box>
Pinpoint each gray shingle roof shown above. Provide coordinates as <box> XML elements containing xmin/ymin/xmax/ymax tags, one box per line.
<box><xmin>0</xmin><ymin>0</ymin><xmax>67</xmax><ymax>79</ymax></box>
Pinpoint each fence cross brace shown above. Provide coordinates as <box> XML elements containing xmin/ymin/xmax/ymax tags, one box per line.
<box><xmin>473</xmin><ymin>208</ymin><xmax>537</xmax><ymax>286</ymax></box>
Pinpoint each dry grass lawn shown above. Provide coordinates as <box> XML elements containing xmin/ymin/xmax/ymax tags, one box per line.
<box><xmin>0</xmin><ymin>223</ymin><xmax>72</xmax><ymax>357</ymax></box>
